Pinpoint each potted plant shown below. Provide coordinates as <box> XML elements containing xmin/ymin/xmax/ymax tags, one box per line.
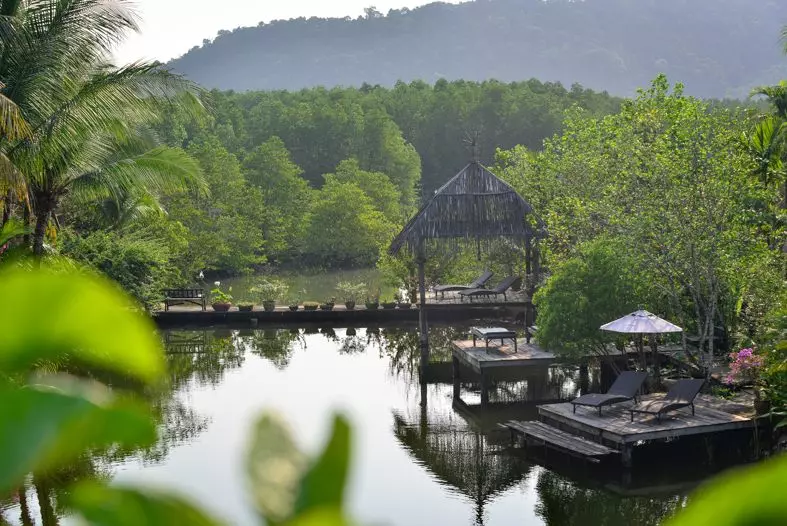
<box><xmin>303</xmin><ymin>301</ymin><xmax>320</xmax><ymax>311</ymax></box>
<box><xmin>210</xmin><ymin>282</ymin><xmax>233</xmax><ymax>312</ymax></box>
<box><xmin>250</xmin><ymin>278</ymin><xmax>288</xmax><ymax>312</ymax></box>
<box><xmin>724</xmin><ymin>347</ymin><xmax>769</xmax><ymax>414</ymax></box>
<box><xmin>365</xmin><ymin>296</ymin><xmax>379</xmax><ymax>310</ymax></box>
<box><xmin>381</xmin><ymin>298</ymin><xmax>397</xmax><ymax>310</ymax></box>
<box><xmin>288</xmin><ymin>290</ymin><xmax>305</xmax><ymax>311</ymax></box>
<box><xmin>238</xmin><ymin>301</ymin><xmax>254</xmax><ymax>312</ymax></box>
<box><xmin>395</xmin><ymin>290</ymin><xmax>412</xmax><ymax>309</ymax></box>
<box><xmin>336</xmin><ymin>281</ymin><xmax>366</xmax><ymax>311</ymax></box>
<box><xmin>319</xmin><ymin>297</ymin><xmax>336</xmax><ymax>311</ymax></box>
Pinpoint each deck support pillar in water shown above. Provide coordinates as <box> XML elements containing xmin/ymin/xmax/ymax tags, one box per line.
<box><xmin>480</xmin><ymin>370</ymin><xmax>490</xmax><ymax>406</ymax></box>
<box><xmin>417</xmin><ymin>257</ymin><xmax>429</xmax><ymax>373</ymax></box>
<box><xmin>452</xmin><ymin>357</ymin><xmax>461</xmax><ymax>399</ymax></box>
<box><xmin>621</xmin><ymin>444</ymin><xmax>633</xmax><ymax>468</ymax></box>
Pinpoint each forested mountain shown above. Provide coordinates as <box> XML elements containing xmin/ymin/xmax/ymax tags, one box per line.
<box><xmin>170</xmin><ymin>0</ymin><xmax>787</xmax><ymax>98</ymax></box>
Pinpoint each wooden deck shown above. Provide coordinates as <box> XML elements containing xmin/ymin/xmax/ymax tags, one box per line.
<box><xmin>539</xmin><ymin>394</ymin><xmax>756</xmax><ymax>446</ymax></box>
<box><xmin>503</xmin><ymin>420</ymin><xmax>618</xmax><ymax>463</ymax></box>
<box><xmin>154</xmin><ymin>299</ymin><xmax>528</xmax><ymax>327</ymax></box>
<box><xmin>452</xmin><ymin>339</ymin><xmax>556</xmax><ymax>373</ymax></box>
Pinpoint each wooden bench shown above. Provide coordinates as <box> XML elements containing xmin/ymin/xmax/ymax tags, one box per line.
<box><xmin>502</xmin><ymin>420</ymin><xmax>617</xmax><ymax>463</ymax></box>
<box><xmin>164</xmin><ymin>289</ymin><xmax>206</xmax><ymax>311</ymax></box>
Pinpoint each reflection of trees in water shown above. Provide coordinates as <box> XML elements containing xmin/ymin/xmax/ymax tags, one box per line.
<box><xmin>535</xmin><ymin>470</ymin><xmax>684</xmax><ymax>526</ymax></box>
<box><xmin>393</xmin><ymin>411</ymin><xmax>530</xmax><ymax>526</ymax></box>
<box><xmin>241</xmin><ymin>329</ymin><xmax>303</xmax><ymax>370</ymax></box>
<box><xmin>4</xmin><ymin>329</ymin><xmax>253</xmax><ymax>525</ymax></box>
<box><xmin>374</xmin><ymin>326</ymin><xmax>465</xmax><ymax>379</ymax></box>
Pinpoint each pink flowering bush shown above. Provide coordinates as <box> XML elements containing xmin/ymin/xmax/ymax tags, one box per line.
<box><xmin>724</xmin><ymin>348</ymin><xmax>764</xmax><ymax>386</ymax></box>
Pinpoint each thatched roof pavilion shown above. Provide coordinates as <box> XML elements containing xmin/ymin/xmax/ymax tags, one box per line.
<box><xmin>389</xmin><ymin>161</ymin><xmax>545</xmax><ymax>257</ymax></box>
<box><xmin>388</xmin><ymin>161</ymin><xmax>546</xmax><ymax>359</ymax></box>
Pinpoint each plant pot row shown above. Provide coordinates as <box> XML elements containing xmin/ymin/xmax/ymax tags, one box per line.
<box><xmin>364</xmin><ymin>303</ymin><xmax>413</xmax><ymax>310</ymax></box>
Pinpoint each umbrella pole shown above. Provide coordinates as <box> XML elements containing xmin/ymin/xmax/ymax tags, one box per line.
<box><xmin>638</xmin><ymin>333</ymin><xmax>646</xmax><ymax>370</ymax></box>
<box><xmin>650</xmin><ymin>334</ymin><xmax>661</xmax><ymax>387</ymax></box>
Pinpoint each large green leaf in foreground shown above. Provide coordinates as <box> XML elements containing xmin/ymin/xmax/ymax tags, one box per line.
<box><xmin>0</xmin><ymin>268</ymin><xmax>164</xmax><ymax>383</ymax></box>
<box><xmin>0</xmin><ymin>385</ymin><xmax>156</xmax><ymax>493</ymax></box>
<box><xmin>667</xmin><ymin>454</ymin><xmax>787</xmax><ymax>525</ymax></box>
<box><xmin>246</xmin><ymin>413</ymin><xmax>352</xmax><ymax>525</ymax></box>
<box><xmin>69</xmin><ymin>483</ymin><xmax>223</xmax><ymax>525</ymax></box>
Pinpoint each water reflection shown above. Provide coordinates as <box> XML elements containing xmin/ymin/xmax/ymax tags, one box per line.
<box><xmin>535</xmin><ymin>470</ymin><xmax>683</xmax><ymax>525</ymax></box>
<box><xmin>3</xmin><ymin>326</ymin><xmax>743</xmax><ymax>526</ymax></box>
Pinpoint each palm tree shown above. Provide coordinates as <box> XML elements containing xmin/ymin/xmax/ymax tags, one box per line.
<box><xmin>743</xmin><ymin>116</ymin><xmax>786</xmax><ymax>188</ymax></box>
<box><xmin>1</xmin><ymin>0</ymin><xmax>205</xmax><ymax>255</ymax></box>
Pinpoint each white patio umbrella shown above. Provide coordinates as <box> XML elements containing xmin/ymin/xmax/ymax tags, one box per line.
<box><xmin>600</xmin><ymin>309</ymin><xmax>683</xmax><ymax>334</ymax></box>
<box><xmin>601</xmin><ymin>309</ymin><xmax>682</xmax><ymax>373</ymax></box>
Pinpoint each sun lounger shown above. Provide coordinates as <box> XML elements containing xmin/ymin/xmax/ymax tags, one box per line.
<box><xmin>571</xmin><ymin>371</ymin><xmax>648</xmax><ymax>416</ymax></box>
<box><xmin>629</xmin><ymin>379</ymin><xmax>705</xmax><ymax>422</ymax></box>
<box><xmin>434</xmin><ymin>271</ymin><xmax>494</xmax><ymax>298</ymax></box>
<box><xmin>459</xmin><ymin>276</ymin><xmax>519</xmax><ymax>301</ymax></box>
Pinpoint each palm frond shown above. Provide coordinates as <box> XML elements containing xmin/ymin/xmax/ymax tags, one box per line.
<box><xmin>0</xmin><ymin>217</ymin><xmax>28</xmax><ymax>246</ymax></box>
<box><xmin>0</xmin><ymin>84</ymin><xmax>31</xmax><ymax>140</ymax></box>
<box><xmin>2</xmin><ymin>0</ymin><xmax>141</xmax><ymax>121</ymax></box>
<box><xmin>70</xmin><ymin>146</ymin><xmax>207</xmax><ymax>203</ymax></box>
<box><xmin>782</xmin><ymin>24</ymin><xmax>787</xmax><ymax>55</ymax></box>
<box><xmin>750</xmin><ymin>81</ymin><xmax>787</xmax><ymax>119</ymax></box>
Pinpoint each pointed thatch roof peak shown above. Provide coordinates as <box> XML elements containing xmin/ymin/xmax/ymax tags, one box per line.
<box><xmin>388</xmin><ymin>161</ymin><xmax>544</xmax><ymax>256</ymax></box>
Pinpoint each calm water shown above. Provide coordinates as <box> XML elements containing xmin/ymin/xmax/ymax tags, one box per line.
<box><xmin>7</xmin><ymin>326</ymin><xmax>726</xmax><ymax>526</ymax></box>
<box><xmin>221</xmin><ymin>268</ymin><xmax>394</xmax><ymax>304</ymax></box>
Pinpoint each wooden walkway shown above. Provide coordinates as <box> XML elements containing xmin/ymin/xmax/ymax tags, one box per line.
<box><xmin>538</xmin><ymin>394</ymin><xmax>755</xmax><ymax>446</ymax></box>
<box><xmin>502</xmin><ymin>420</ymin><xmax>618</xmax><ymax>463</ymax></box>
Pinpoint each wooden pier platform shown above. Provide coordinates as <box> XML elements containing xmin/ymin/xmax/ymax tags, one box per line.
<box><xmin>452</xmin><ymin>339</ymin><xmax>557</xmax><ymax>373</ymax></box>
<box><xmin>534</xmin><ymin>393</ymin><xmax>756</xmax><ymax>466</ymax></box>
<box><xmin>539</xmin><ymin>394</ymin><xmax>755</xmax><ymax>446</ymax></box>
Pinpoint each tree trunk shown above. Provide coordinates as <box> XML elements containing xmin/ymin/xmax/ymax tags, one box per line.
<box><xmin>22</xmin><ymin>204</ymin><xmax>30</xmax><ymax>247</ymax></box>
<box><xmin>32</xmin><ymin>207</ymin><xmax>50</xmax><ymax>257</ymax></box>
<box><xmin>1</xmin><ymin>189</ymin><xmax>12</xmax><ymax>228</ymax></box>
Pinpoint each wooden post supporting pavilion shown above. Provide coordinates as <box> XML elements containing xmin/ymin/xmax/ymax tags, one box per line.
<box><xmin>417</xmin><ymin>250</ymin><xmax>429</xmax><ymax>374</ymax></box>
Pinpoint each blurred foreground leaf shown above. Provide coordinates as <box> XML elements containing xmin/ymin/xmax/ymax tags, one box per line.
<box><xmin>0</xmin><ymin>385</ymin><xmax>156</xmax><ymax>493</ymax></box>
<box><xmin>0</xmin><ymin>268</ymin><xmax>164</xmax><ymax>383</ymax></box>
<box><xmin>294</xmin><ymin>415</ymin><xmax>351</xmax><ymax>516</ymax></box>
<box><xmin>247</xmin><ymin>413</ymin><xmax>352</xmax><ymax>525</ymax></box>
<box><xmin>667</xmin><ymin>454</ymin><xmax>787</xmax><ymax>526</ymax></box>
<box><xmin>285</xmin><ymin>508</ymin><xmax>353</xmax><ymax>526</ymax></box>
<box><xmin>69</xmin><ymin>482</ymin><xmax>223</xmax><ymax>525</ymax></box>
<box><xmin>247</xmin><ymin>413</ymin><xmax>308</xmax><ymax>524</ymax></box>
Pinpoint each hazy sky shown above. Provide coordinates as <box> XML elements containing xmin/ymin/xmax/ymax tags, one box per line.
<box><xmin>116</xmin><ymin>0</ymin><xmax>463</xmax><ymax>64</ymax></box>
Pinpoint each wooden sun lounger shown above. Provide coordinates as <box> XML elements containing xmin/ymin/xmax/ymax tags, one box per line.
<box><xmin>459</xmin><ymin>276</ymin><xmax>519</xmax><ymax>301</ymax></box>
<box><xmin>629</xmin><ymin>379</ymin><xmax>705</xmax><ymax>422</ymax></box>
<box><xmin>571</xmin><ymin>371</ymin><xmax>648</xmax><ymax>416</ymax></box>
<box><xmin>433</xmin><ymin>271</ymin><xmax>493</xmax><ymax>298</ymax></box>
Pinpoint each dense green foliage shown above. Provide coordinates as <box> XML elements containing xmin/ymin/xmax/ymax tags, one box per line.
<box><xmin>171</xmin><ymin>0</ymin><xmax>787</xmax><ymax>98</ymax></box>
<box><xmin>495</xmin><ymin>75</ymin><xmax>783</xmax><ymax>369</ymax></box>
<box><xmin>534</xmin><ymin>237</ymin><xmax>638</xmax><ymax>359</ymax></box>
<box><xmin>106</xmin><ymin>79</ymin><xmax>617</xmax><ymax>284</ymax></box>
<box><xmin>0</xmin><ymin>267</ymin><xmax>356</xmax><ymax>526</ymax></box>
